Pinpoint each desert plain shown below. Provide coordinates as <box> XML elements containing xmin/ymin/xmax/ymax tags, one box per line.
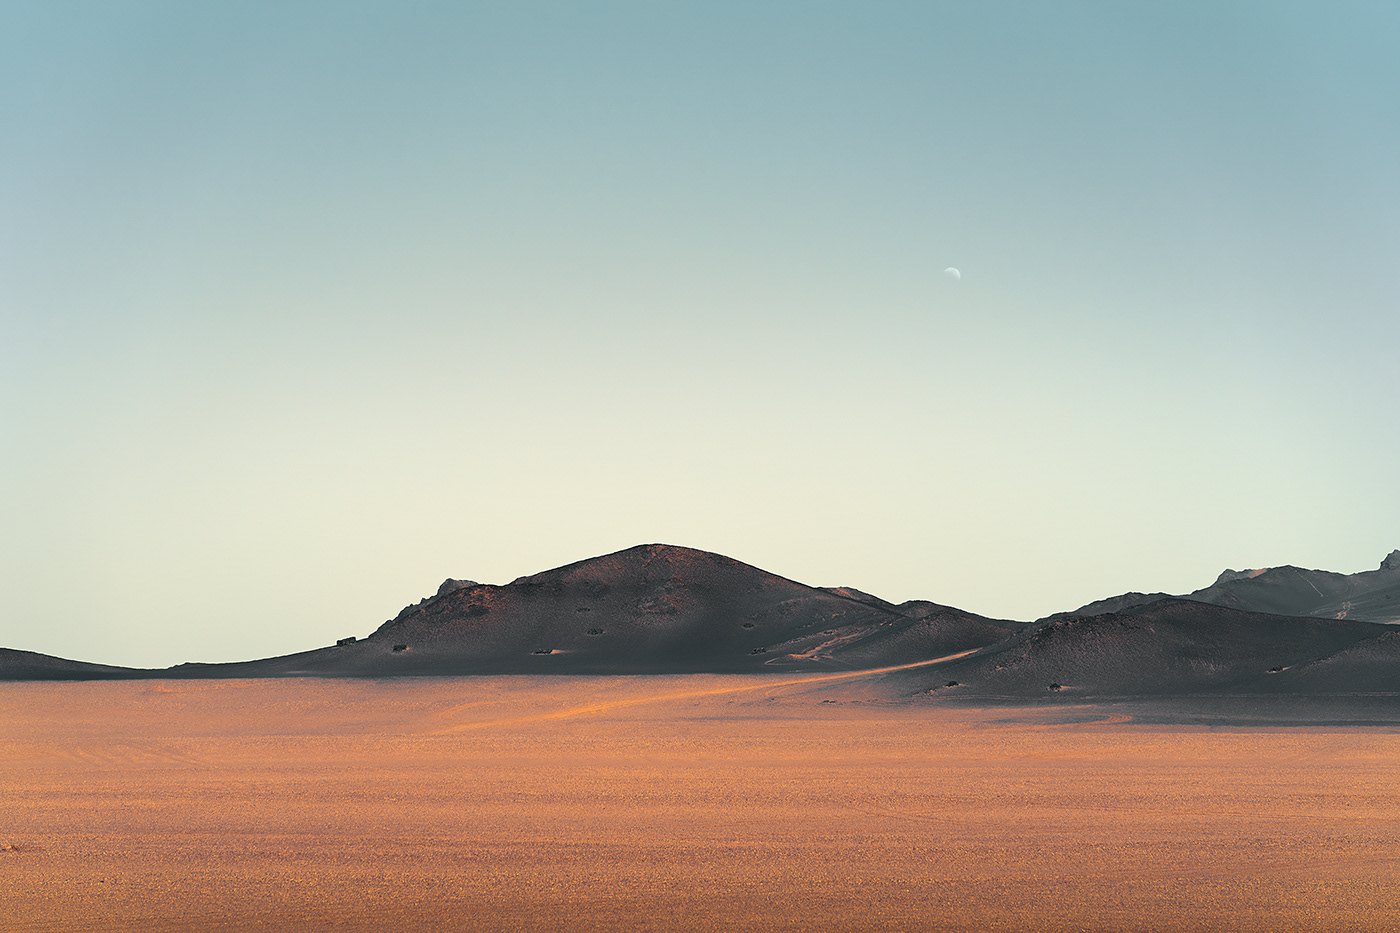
<box><xmin>4</xmin><ymin>669</ymin><xmax>1399</xmax><ymax>932</ymax></box>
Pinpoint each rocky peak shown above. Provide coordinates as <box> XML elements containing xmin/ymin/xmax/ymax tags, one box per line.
<box><xmin>1213</xmin><ymin>567</ymin><xmax>1265</xmax><ymax>585</ymax></box>
<box><xmin>437</xmin><ymin>578</ymin><xmax>478</xmax><ymax>597</ymax></box>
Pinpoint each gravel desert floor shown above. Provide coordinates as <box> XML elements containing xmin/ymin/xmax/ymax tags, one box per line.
<box><xmin>3</xmin><ymin>674</ymin><xmax>1399</xmax><ymax>932</ymax></box>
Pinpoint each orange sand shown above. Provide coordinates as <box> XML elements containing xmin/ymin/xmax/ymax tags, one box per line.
<box><xmin>3</xmin><ymin>675</ymin><xmax>1399</xmax><ymax>932</ymax></box>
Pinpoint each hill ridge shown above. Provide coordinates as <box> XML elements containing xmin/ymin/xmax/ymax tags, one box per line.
<box><xmin>3</xmin><ymin>545</ymin><xmax>1398</xmax><ymax>695</ymax></box>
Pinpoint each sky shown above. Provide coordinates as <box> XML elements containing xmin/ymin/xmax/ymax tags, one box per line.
<box><xmin>3</xmin><ymin>2</ymin><xmax>1398</xmax><ymax>668</ymax></box>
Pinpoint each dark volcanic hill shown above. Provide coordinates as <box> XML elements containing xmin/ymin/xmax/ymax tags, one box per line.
<box><xmin>882</xmin><ymin>598</ymin><xmax>1391</xmax><ymax>699</ymax></box>
<box><xmin>159</xmin><ymin>544</ymin><xmax>1014</xmax><ymax>678</ymax></box>
<box><xmin>1183</xmin><ymin>551</ymin><xmax>1400</xmax><ymax>623</ymax></box>
<box><xmin>4</xmin><ymin>544</ymin><xmax>1398</xmax><ymax>696</ymax></box>
<box><xmin>0</xmin><ymin>647</ymin><xmax>153</xmax><ymax>681</ymax></box>
<box><xmin>1047</xmin><ymin>550</ymin><xmax>1400</xmax><ymax>625</ymax></box>
<box><xmin>1254</xmin><ymin>628</ymin><xmax>1400</xmax><ymax>695</ymax></box>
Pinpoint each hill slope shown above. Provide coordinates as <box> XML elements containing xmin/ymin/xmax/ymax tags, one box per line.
<box><xmin>884</xmin><ymin>598</ymin><xmax>1390</xmax><ymax>698</ymax></box>
<box><xmin>1254</xmin><ymin>629</ymin><xmax>1400</xmax><ymax>695</ymax></box>
<box><xmin>1183</xmin><ymin>551</ymin><xmax>1400</xmax><ymax>623</ymax></box>
<box><xmin>160</xmin><ymin>544</ymin><xmax>1013</xmax><ymax>677</ymax></box>
<box><xmin>0</xmin><ymin>647</ymin><xmax>149</xmax><ymax>681</ymax></box>
<box><xmin>4</xmin><ymin>545</ymin><xmax>1397</xmax><ymax>694</ymax></box>
<box><xmin>1049</xmin><ymin>550</ymin><xmax>1400</xmax><ymax>625</ymax></box>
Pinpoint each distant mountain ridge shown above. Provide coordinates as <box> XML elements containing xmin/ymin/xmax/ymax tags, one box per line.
<box><xmin>5</xmin><ymin>544</ymin><xmax>1011</xmax><ymax>680</ymax></box>
<box><xmin>0</xmin><ymin>646</ymin><xmax>159</xmax><ymax>681</ymax></box>
<box><xmin>1047</xmin><ymin>550</ymin><xmax>1400</xmax><ymax>625</ymax></box>
<box><xmin>334</xmin><ymin>543</ymin><xmax>1014</xmax><ymax>675</ymax></box>
<box><xmin>2</xmin><ymin>545</ymin><xmax>1398</xmax><ymax>699</ymax></box>
<box><xmin>883</xmin><ymin>598</ymin><xmax>1392</xmax><ymax>699</ymax></box>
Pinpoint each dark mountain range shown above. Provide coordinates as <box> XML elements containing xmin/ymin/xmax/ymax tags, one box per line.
<box><xmin>1257</xmin><ymin>628</ymin><xmax>1400</xmax><ymax>695</ymax></box>
<box><xmin>3</xmin><ymin>545</ymin><xmax>1012</xmax><ymax>680</ymax></box>
<box><xmin>1049</xmin><ymin>550</ymin><xmax>1400</xmax><ymax>625</ymax></box>
<box><xmin>305</xmin><ymin>543</ymin><xmax>1014</xmax><ymax>675</ymax></box>
<box><xmin>880</xmin><ymin>598</ymin><xmax>1393</xmax><ymax>699</ymax></box>
<box><xmin>181</xmin><ymin>543</ymin><xmax>1008</xmax><ymax>677</ymax></box>
<box><xmin>2</xmin><ymin>544</ymin><xmax>1397</xmax><ymax>699</ymax></box>
<box><xmin>1184</xmin><ymin>551</ymin><xmax>1400</xmax><ymax>623</ymax></box>
<box><xmin>0</xmin><ymin>647</ymin><xmax>159</xmax><ymax>681</ymax></box>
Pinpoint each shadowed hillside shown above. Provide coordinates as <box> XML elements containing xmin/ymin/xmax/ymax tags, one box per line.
<box><xmin>1047</xmin><ymin>550</ymin><xmax>1400</xmax><ymax>625</ymax></box>
<box><xmin>883</xmin><ymin>598</ymin><xmax>1391</xmax><ymax>699</ymax></box>
<box><xmin>153</xmin><ymin>544</ymin><xmax>1014</xmax><ymax>678</ymax></box>
<box><xmin>1183</xmin><ymin>551</ymin><xmax>1400</xmax><ymax>623</ymax></box>
<box><xmin>3</xmin><ymin>546</ymin><xmax>1398</xmax><ymax>697</ymax></box>
<box><xmin>0</xmin><ymin>647</ymin><xmax>156</xmax><ymax>681</ymax></box>
<box><xmin>1252</xmin><ymin>628</ymin><xmax>1400</xmax><ymax>695</ymax></box>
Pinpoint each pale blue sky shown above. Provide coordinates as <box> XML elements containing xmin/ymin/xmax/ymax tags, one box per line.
<box><xmin>3</xmin><ymin>2</ymin><xmax>1397</xmax><ymax>667</ymax></box>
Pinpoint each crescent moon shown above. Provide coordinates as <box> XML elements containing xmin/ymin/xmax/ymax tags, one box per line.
<box><xmin>943</xmin><ymin>267</ymin><xmax>961</xmax><ymax>281</ymax></box>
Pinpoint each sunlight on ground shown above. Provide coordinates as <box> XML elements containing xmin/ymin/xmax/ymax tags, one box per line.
<box><xmin>3</xmin><ymin>676</ymin><xmax>1399</xmax><ymax>932</ymax></box>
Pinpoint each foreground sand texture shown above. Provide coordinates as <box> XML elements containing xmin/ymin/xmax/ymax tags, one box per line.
<box><xmin>4</xmin><ymin>677</ymin><xmax>1400</xmax><ymax>932</ymax></box>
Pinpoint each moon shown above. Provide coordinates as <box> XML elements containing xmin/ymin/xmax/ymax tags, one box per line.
<box><xmin>943</xmin><ymin>267</ymin><xmax>961</xmax><ymax>281</ymax></box>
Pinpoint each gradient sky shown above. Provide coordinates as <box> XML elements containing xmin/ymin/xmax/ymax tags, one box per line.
<box><xmin>3</xmin><ymin>2</ymin><xmax>1398</xmax><ymax>668</ymax></box>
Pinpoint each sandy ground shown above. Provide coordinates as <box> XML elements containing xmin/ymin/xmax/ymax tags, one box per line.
<box><xmin>3</xmin><ymin>674</ymin><xmax>1399</xmax><ymax>932</ymax></box>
